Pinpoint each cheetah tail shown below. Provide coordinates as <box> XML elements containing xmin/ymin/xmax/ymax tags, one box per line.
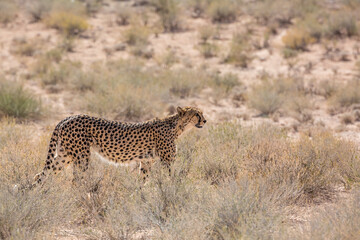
<box><xmin>32</xmin><ymin>122</ymin><xmax>62</xmax><ymax>188</ymax></box>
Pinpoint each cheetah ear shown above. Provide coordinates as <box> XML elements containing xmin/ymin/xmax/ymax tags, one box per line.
<box><xmin>177</xmin><ymin>106</ymin><xmax>185</xmax><ymax>115</ymax></box>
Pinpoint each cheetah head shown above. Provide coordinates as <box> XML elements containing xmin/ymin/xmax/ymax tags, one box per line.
<box><xmin>177</xmin><ymin>106</ymin><xmax>207</xmax><ymax>129</ymax></box>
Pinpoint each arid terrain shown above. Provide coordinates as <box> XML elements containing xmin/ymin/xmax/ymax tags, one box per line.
<box><xmin>0</xmin><ymin>0</ymin><xmax>360</xmax><ymax>239</ymax></box>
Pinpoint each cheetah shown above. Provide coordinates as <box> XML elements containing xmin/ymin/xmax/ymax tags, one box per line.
<box><xmin>33</xmin><ymin>106</ymin><xmax>206</xmax><ymax>186</ymax></box>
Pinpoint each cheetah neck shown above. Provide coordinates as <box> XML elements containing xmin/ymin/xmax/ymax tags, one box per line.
<box><xmin>161</xmin><ymin>113</ymin><xmax>191</xmax><ymax>138</ymax></box>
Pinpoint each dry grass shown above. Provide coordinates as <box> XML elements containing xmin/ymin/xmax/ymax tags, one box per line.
<box><xmin>0</xmin><ymin>119</ymin><xmax>359</xmax><ymax>239</ymax></box>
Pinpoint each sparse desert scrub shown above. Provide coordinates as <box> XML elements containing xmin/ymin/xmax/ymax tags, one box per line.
<box><xmin>245</xmin><ymin>0</ymin><xmax>318</xmax><ymax>26</ymax></box>
<box><xmin>0</xmin><ymin>0</ymin><xmax>17</xmax><ymax>24</ymax></box>
<box><xmin>0</xmin><ymin>120</ymin><xmax>359</xmax><ymax>238</ymax></box>
<box><xmin>0</xmin><ymin>80</ymin><xmax>42</xmax><ymax>119</ymax></box>
<box><xmin>60</xmin><ymin>61</ymin><xmax>240</xmax><ymax>119</ymax></box>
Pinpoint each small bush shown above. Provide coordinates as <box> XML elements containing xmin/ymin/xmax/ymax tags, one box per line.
<box><xmin>198</xmin><ymin>25</ymin><xmax>214</xmax><ymax>44</ymax></box>
<box><xmin>248</xmin><ymin>80</ymin><xmax>283</xmax><ymax>115</ymax></box>
<box><xmin>153</xmin><ymin>0</ymin><xmax>182</xmax><ymax>32</ymax></box>
<box><xmin>331</xmin><ymin>79</ymin><xmax>360</xmax><ymax>108</ymax></box>
<box><xmin>207</xmin><ymin>0</ymin><xmax>237</xmax><ymax>23</ymax></box>
<box><xmin>25</xmin><ymin>0</ymin><xmax>53</xmax><ymax>22</ymax></box>
<box><xmin>123</xmin><ymin>24</ymin><xmax>151</xmax><ymax>46</ymax></box>
<box><xmin>186</xmin><ymin>0</ymin><xmax>207</xmax><ymax>18</ymax></box>
<box><xmin>11</xmin><ymin>38</ymin><xmax>42</xmax><ymax>57</ymax></box>
<box><xmin>0</xmin><ymin>0</ymin><xmax>17</xmax><ymax>24</ymax></box>
<box><xmin>282</xmin><ymin>28</ymin><xmax>315</xmax><ymax>50</ymax></box>
<box><xmin>45</xmin><ymin>11</ymin><xmax>89</xmax><ymax>36</ymax></box>
<box><xmin>198</xmin><ymin>43</ymin><xmax>218</xmax><ymax>58</ymax></box>
<box><xmin>282</xmin><ymin>47</ymin><xmax>298</xmax><ymax>59</ymax></box>
<box><xmin>325</xmin><ymin>13</ymin><xmax>358</xmax><ymax>38</ymax></box>
<box><xmin>115</xmin><ymin>6</ymin><xmax>133</xmax><ymax>26</ymax></box>
<box><xmin>0</xmin><ymin>81</ymin><xmax>42</xmax><ymax>119</ymax></box>
<box><xmin>225</xmin><ymin>33</ymin><xmax>252</xmax><ymax>67</ymax></box>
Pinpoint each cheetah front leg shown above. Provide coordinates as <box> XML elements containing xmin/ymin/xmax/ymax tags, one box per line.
<box><xmin>157</xmin><ymin>141</ymin><xmax>176</xmax><ymax>175</ymax></box>
<box><xmin>139</xmin><ymin>160</ymin><xmax>153</xmax><ymax>181</ymax></box>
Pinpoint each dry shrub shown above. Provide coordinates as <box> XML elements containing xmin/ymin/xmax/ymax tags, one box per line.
<box><xmin>0</xmin><ymin>0</ymin><xmax>17</xmax><ymax>24</ymax></box>
<box><xmin>282</xmin><ymin>28</ymin><xmax>316</xmax><ymax>50</ymax></box>
<box><xmin>325</xmin><ymin>12</ymin><xmax>358</xmax><ymax>38</ymax></box>
<box><xmin>45</xmin><ymin>11</ymin><xmax>89</xmax><ymax>36</ymax></box>
<box><xmin>123</xmin><ymin>24</ymin><xmax>151</xmax><ymax>46</ymax></box>
<box><xmin>198</xmin><ymin>43</ymin><xmax>218</xmax><ymax>58</ymax></box>
<box><xmin>25</xmin><ymin>0</ymin><xmax>53</xmax><ymax>22</ymax></box>
<box><xmin>153</xmin><ymin>0</ymin><xmax>182</xmax><ymax>32</ymax></box>
<box><xmin>248</xmin><ymin>79</ymin><xmax>284</xmax><ymax>115</ymax></box>
<box><xmin>341</xmin><ymin>113</ymin><xmax>355</xmax><ymax>125</ymax></box>
<box><xmin>198</xmin><ymin>25</ymin><xmax>215</xmax><ymax>44</ymax></box>
<box><xmin>11</xmin><ymin>37</ymin><xmax>42</xmax><ymax>57</ymax></box>
<box><xmin>207</xmin><ymin>0</ymin><xmax>238</xmax><ymax>23</ymax></box>
<box><xmin>186</xmin><ymin>0</ymin><xmax>207</xmax><ymax>18</ymax></box>
<box><xmin>248</xmin><ymin>76</ymin><xmax>307</xmax><ymax>116</ymax></box>
<box><xmin>115</xmin><ymin>6</ymin><xmax>133</xmax><ymax>26</ymax></box>
<box><xmin>330</xmin><ymin>79</ymin><xmax>360</xmax><ymax>109</ymax></box>
<box><xmin>246</xmin><ymin>0</ymin><xmax>318</xmax><ymax>26</ymax></box>
<box><xmin>0</xmin><ymin>80</ymin><xmax>42</xmax><ymax>119</ymax></box>
<box><xmin>225</xmin><ymin>33</ymin><xmax>252</xmax><ymax>67</ymax></box>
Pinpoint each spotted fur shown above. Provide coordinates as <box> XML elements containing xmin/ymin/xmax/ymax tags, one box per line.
<box><xmin>33</xmin><ymin>106</ymin><xmax>206</xmax><ymax>186</ymax></box>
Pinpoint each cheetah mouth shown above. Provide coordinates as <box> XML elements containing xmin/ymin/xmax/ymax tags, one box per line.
<box><xmin>195</xmin><ymin>124</ymin><xmax>203</xmax><ymax>128</ymax></box>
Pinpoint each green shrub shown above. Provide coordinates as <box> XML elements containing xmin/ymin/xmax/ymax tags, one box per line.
<box><xmin>0</xmin><ymin>81</ymin><xmax>42</xmax><ymax>119</ymax></box>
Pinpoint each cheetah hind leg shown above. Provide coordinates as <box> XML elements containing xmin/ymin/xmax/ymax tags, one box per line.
<box><xmin>72</xmin><ymin>153</ymin><xmax>91</xmax><ymax>186</ymax></box>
